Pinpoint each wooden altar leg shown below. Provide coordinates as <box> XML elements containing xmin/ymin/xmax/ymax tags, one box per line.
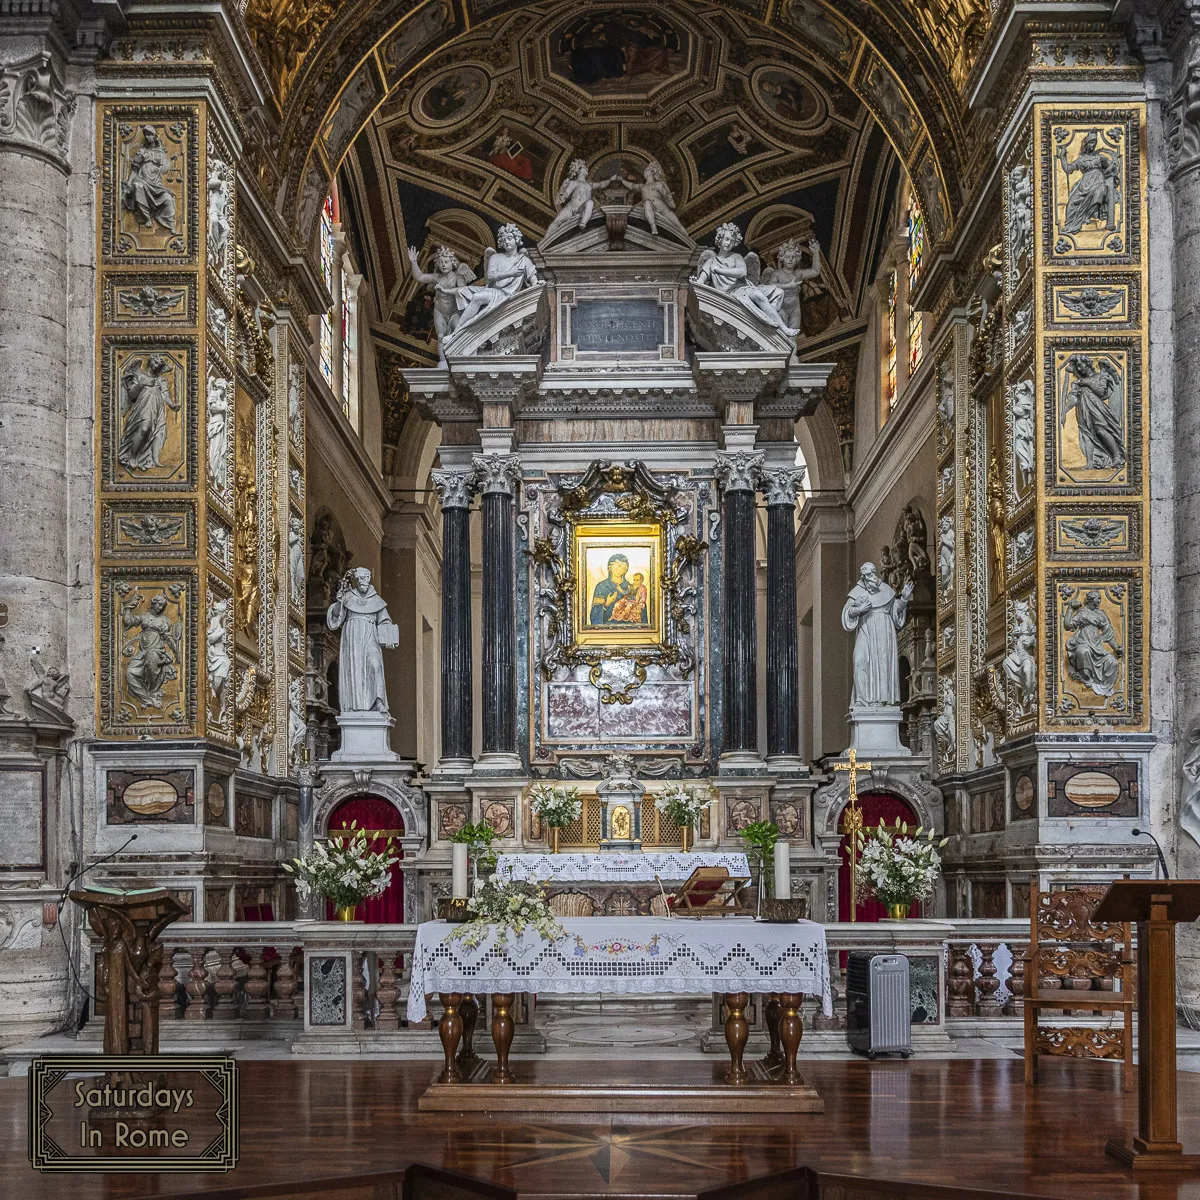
<box><xmin>436</xmin><ymin>993</ymin><xmax>464</xmax><ymax>1084</ymax></box>
<box><xmin>723</xmin><ymin>992</ymin><xmax>750</xmax><ymax>1086</ymax></box>
<box><xmin>490</xmin><ymin>993</ymin><xmax>516</xmax><ymax>1084</ymax></box>
<box><xmin>457</xmin><ymin>995</ymin><xmax>480</xmax><ymax>1067</ymax></box>
<box><xmin>763</xmin><ymin>993</ymin><xmax>783</xmax><ymax>1068</ymax></box>
<box><xmin>778</xmin><ymin>992</ymin><xmax>804</xmax><ymax>1085</ymax></box>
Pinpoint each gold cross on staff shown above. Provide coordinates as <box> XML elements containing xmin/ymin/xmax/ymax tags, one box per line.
<box><xmin>834</xmin><ymin>749</ymin><xmax>872</xmax><ymax>923</ymax></box>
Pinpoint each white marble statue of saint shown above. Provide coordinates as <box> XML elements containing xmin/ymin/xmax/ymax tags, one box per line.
<box><xmin>326</xmin><ymin>567</ymin><xmax>398</xmax><ymax>714</ymax></box>
<box><xmin>841</xmin><ymin>562</ymin><xmax>912</xmax><ymax>706</ymax></box>
<box><xmin>453</xmin><ymin>223</ymin><xmax>539</xmax><ymax>332</ymax></box>
<box><xmin>542</xmin><ymin>158</ymin><xmax>618</xmax><ymax>245</ymax></box>
<box><xmin>690</xmin><ymin>222</ymin><xmax>799</xmax><ymax>336</ymax></box>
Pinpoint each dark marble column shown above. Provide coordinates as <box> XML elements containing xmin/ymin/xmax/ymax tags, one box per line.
<box><xmin>431</xmin><ymin>468</ymin><xmax>477</xmax><ymax>769</ymax></box>
<box><xmin>761</xmin><ymin>468</ymin><xmax>806</xmax><ymax>761</ymax></box>
<box><xmin>473</xmin><ymin>454</ymin><xmax>522</xmax><ymax>764</ymax></box>
<box><xmin>715</xmin><ymin>451</ymin><xmax>764</xmax><ymax>759</ymax></box>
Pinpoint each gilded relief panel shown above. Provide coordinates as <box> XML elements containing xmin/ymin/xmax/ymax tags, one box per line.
<box><xmin>103</xmin><ymin>274</ymin><xmax>196</xmax><ymax>325</ymax></box>
<box><xmin>1045</xmin><ymin>341</ymin><xmax>1140</xmax><ymax>494</ymax></box>
<box><xmin>1049</xmin><ymin>505</ymin><xmax>1141</xmax><ymax>560</ymax></box>
<box><xmin>102</xmin><ymin>501</ymin><xmax>195</xmax><ymax>558</ymax></box>
<box><xmin>233</xmin><ymin>390</ymin><xmax>262</xmax><ymax>649</ymax></box>
<box><xmin>101</xmin><ymin>337</ymin><xmax>197</xmax><ymax>492</ymax></box>
<box><xmin>101</xmin><ymin>106</ymin><xmax>199</xmax><ymax>264</ymax></box>
<box><xmin>100</xmin><ymin>569</ymin><xmax>198</xmax><ymax>737</ymax></box>
<box><xmin>1045</xmin><ymin>572</ymin><xmax>1142</xmax><ymax>726</ymax></box>
<box><xmin>1042</xmin><ymin>116</ymin><xmax>1136</xmax><ymax>262</ymax></box>
<box><xmin>1046</xmin><ymin>276</ymin><xmax>1138</xmax><ymax>330</ymax></box>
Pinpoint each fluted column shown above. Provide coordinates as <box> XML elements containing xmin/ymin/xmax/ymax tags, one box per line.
<box><xmin>431</xmin><ymin>468</ymin><xmax>477</xmax><ymax>771</ymax></box>
<box><xmin>473</xmin><ymin>454</ymin><xmax>521</xmax><ymax>767</ymax></box>
<box><xmin>761</xmin><ymin>467</ymin><xmax>806</xmax><ymax>762</ymax></box>
<box><xmin>715</xmin><ymin>452</ymin><xmax>763</xmax><ymax>760</ymax></box>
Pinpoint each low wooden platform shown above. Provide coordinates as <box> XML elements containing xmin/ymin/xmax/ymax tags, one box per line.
<box><xmin>5</xmin><ymin>1056</ymin><xmax>1200</xmax><ymax>1198</ymax></box>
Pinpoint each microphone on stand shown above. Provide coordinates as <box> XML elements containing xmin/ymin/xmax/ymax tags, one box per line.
<box><xmin>1131</xmin><ymin>828</ymin><xmax>1170</xmax><ymax>880</ymax></box>
<box><xmin>58</xmin><ymin>833</ymin><xmax>139</xmax><ymax>910</ymax></box>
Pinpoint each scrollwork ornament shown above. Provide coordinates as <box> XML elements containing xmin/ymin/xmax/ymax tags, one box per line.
<box><xmin>713</xmin><ymin>451</ymin><xmax>764</xmax><ymax>493</ymax></box>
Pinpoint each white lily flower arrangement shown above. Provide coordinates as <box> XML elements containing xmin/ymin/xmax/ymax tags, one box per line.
<box><xmin>525</xmin><ymin>783</ymin><xmax>582</xmax><ymax>829</ymax></box>
<box><xmin>855</xmin><ymin>817</ymin><xmax>948</xmax><ymax>907</ymax></box>
<box><xmin>448</xmin><ymin>879</ymin><xmax>566</xmax><ymax>950</ymax></box>
<box><xmin>282</xmin><ymin>822</ymin><xmax>398</xmax><ymax>911</ymax></box>
<box><xmin>653</xmin><ymin>782</ymin><xmax>715</xmax><ymax>829</ymax></box>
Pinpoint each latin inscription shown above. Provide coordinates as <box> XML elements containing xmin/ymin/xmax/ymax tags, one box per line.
<box><xmin>572</xmin><ymin>299</ymin><xmax>663</xmax><ymax>353</ymax></box>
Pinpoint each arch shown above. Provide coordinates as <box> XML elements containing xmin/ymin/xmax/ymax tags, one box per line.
<box><xmin>836</xmin><ymin>791</ymin><xmax>922</xmax><ymax>922</ymax></box>
<box><xmin>315</xmin><ymin>772</ymin><xmax>428</xmax><ymax>844</ymax></box>
<box><xmin>813</xmin><ymin>764</ymin><xmax>942</xmax><ymax>841</ymax></box>
<box><xmin>270</xmin><ymin>0</ymin><xmax>967</xmax><ymax>253</ymax></box>
<box><xmin>326</xmin><ymin>795</ymin><xmax>407</xmax><ymax>922</ymax></box>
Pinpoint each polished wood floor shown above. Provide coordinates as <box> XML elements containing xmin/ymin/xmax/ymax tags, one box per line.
<box><xmin>5</xmin><ymin>1056</ymin><xmax>1200</xmax><ymax>1199</ymax></box>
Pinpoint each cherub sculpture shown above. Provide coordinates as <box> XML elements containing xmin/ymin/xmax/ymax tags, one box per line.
<box><xmin>761</xmin><ymin>236</ymin><xmax>821</xmax><ymax>332</ymax></box>
<box><xmin>453</xmin><ymin>223</ymin><xmax>540</xmax><ymax>333</ymax></box>
<box><xmin>406</xmin><ymin>244</ymin><xmax>476</xmax><ymax>362</ymax></box>
<box><xmin>542</xmin><ymin>158</ymin><xmax>618</xmax><ymax>246</ymax></box>
<box><xmin>627</xmin><ymin>160</ymin><xmax>691</xmax><ymax>243</ymax></box>
<box><xmin>690</xmin><ymin>222</ymin><xmax>798</xmax><ymax>336</ymax></box>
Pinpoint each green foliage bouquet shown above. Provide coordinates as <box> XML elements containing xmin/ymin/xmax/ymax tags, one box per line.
<box><xmin>526</xmin><ymin>783</ymin><xmax>582</xmax><ymax>829</ymax></box>
<box><xmin>652</xmin><ymin>782</ymin><xmax>714</xmax><ymax>829</ymax></box>
<box><xmin>283</xmin><ymin>822</ymin><xmax>398</xmax><ymax>911</ymax></box>
<box><xmin>738</xmin><ymin>820</ymin><xmax>780</xmax><ymax>894</ymax></box>
<box><xmin>448</xmin><ymin>879</ymin><xmax>567</xmax><ymax>950</ymax></box>
<box><xmin>448</xmin><ymin>820</ymin><xmax>499</xmax><ymax>877</ymax></box>
<box><xmin>856</xmin><ymin>818</ymin><xmax>948</xmax><ymax>907</ymax></box>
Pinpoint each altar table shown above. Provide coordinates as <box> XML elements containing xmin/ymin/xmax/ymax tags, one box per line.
<box><xmin>494</xmin><ymin>850</ymin><xmax>751</xmax><ymax>883</ymax></box>
<box><xmin>409</xmin><ymin>916</ymin><xmax>830</xmax><ymax>1098</ymax></box>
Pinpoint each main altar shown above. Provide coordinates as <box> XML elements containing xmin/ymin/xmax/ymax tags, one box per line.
<box><xmin>403</xmin><ymin>173</ymin><xmax>836</xmax><ymax>922</ymax></box>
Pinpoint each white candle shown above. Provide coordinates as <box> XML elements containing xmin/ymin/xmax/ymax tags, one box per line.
<box><xmin>451</xmin><ymin>843</ymin><xmax>468</xmax><ymax>899</ymax></box>
<box><xmin>773</xmin><ymin>841</ymin><xmax>791</xmax><ymax>900</ymax></box>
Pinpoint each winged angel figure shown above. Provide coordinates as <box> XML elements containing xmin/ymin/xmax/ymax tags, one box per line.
<box><xmin>453</xmin><ymin>223</ymin><xmax>540</xmax><ymax>334</ymax></box>
<box><xmin>690</xmin><ymin>222</ymin><xmax>799</xmax><ymax>336</ymax></box>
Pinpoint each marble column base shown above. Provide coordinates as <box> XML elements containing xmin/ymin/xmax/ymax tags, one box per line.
<box><xmin>432</xmin><ymin>756</ymin><xmax>475</xmax><ymax>777</ymax></box>
<box><xmin>847</xmin><ymin>705</ymin><xmax>911</xmax><ymax>757</ymax></box>
<box><xmin>331</xmin><ymin>712</ymin><xmax>401</xmax><ymax>761</ymax></box>
<box><xmin>718</xmin><ymin>750</ymin><xmax>768</xmax><ymax>775</ymax></box>
<box><xmin>473</xmin><ymin>751</ymin><xmax>524</xmax><ymax>775</ymax></box>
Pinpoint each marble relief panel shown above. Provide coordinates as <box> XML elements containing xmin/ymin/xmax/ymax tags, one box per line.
<box><xmin>101</xmin><ymin>106</ymin><xmax>199</xmax><ymax>264</ymax></box>
<box><xmin>101</xmin><ymin>337</ymin><xmax>198</xmax><ymax>492</ymax></box>
<box><xmin>206</xmin><ymin>577</ymin><xmax>234</xmax><ymax>737</ymax></box>
<box><xmin>100</xmin><ymin>569</ymin><xmax>197</xmax><ymax>736</ymax></box>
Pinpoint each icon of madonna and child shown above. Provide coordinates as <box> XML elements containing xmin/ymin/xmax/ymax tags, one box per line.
<box><xmin>588</xmin><ymin>552</ymin><xmax>650</xmax><ymax>627</ymax></box>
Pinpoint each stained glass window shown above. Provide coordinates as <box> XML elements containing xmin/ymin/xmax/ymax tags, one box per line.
<box><xmin>319</xmin><ymin>194</ymin><xmax>335</xmax><ymax>386</ymax></box>
<box><xmin>906</xmin><ymin>197</ymin><xmax>924</xmax><ymax>374</ymax></box>
<box><xmin>340</xmin><ymin>271</ymin><xmax>352</xmax><ymax>416</ymax></box>
<box><xmin>884</xmin><ymin>270</ymin><xmax>898</xmax><ymax>420</ymax></box>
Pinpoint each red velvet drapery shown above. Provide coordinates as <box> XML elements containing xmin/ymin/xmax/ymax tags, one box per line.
<box><xmin>837</xmin><ymin>791</ymin><xmax>922</xmax><ymax>923</ymax></box>
<box><xmin>325</xmin><ymin>796</ymin><xmax>405</xmax><ymax>923</ymax></box>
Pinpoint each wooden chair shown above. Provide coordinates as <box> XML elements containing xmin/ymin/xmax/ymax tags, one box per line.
<box><xmin>1022</xmin><ymin>875</ymin><xmax>1134</xmax><ymax>1091</ymax></box>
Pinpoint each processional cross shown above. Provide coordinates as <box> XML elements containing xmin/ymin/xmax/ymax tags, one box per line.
<box><xmin>834</xmin><ymin>749</ymin><xmax>871</xmax><ymax>923</ymax></box>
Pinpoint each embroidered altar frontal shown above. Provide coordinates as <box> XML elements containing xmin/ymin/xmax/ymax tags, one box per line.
<box><xmin>494</xmin><ymin>851</ymin><xmax>750</xmax><ymax>883</ymax></box>
<box><xmin>407</xmin><ymin>916</ymin><xmax>832</xmax><ymax>1022</ymax></box>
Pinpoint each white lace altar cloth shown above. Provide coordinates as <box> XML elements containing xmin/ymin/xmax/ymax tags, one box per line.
<box><xmin>493</xmin><ymin>851</ymin><xmax>750</xmax><ymax>883</ymax></box>
<box><xmin>407</xmin><ymin>916</ymin><xmax>831</xmax><ymax>1022</ymax></box>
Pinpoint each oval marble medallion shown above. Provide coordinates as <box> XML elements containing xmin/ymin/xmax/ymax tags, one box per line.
<box><xmin>1062</xmin><ymin>770</ymin><xmax>1122</xmax><ymax>809</ymax></box>
<box><xmin>122</xmin><ymin>777</ymin><xmax>179</xmax><ymax>816</ymax></box>
<box><xmin>1014</xmin><ymin>775</ymin><xmax>1035</xmax><ymax>812</ymax></box>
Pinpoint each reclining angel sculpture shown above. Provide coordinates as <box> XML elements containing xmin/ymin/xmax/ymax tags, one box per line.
<box><xmin>690</xmin><ymin>222</ymin><xmax>799</xmax><ymax>336</ymax></box>
<box><xmin>453</xmin><ymin>223</ymin><xmax>540</xmax><ymax>334</ymax></box>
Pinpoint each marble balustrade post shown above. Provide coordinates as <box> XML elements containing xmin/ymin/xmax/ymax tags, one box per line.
<box><xmin>761</xmin><ymin>468</ymin><xmax>806</xmax><ymax>761</ymax></box>
<box><xmin>431</xmin><ymin>468</ymin><xmax>477</xmax><ymax>769</ymax></box>
<box><xmin>715</xmin><ymin>452</ymin><xmax>764</xmax><ymax>759</ymax></box>
<box><xmin>473</xmin><ymin>455</ymin><xmax>521</xmax><ymax>765</ymax></box>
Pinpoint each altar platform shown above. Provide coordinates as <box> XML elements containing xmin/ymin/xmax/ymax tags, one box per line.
<box><xmin>4</xmin><ymin>1057</ymin><xmax>1200</xmax><ymax>1199</ymax></box>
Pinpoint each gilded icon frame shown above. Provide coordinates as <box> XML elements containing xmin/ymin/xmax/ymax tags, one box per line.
<box><xmin>572</xmin><ymin>521</ymin><xmax>664</xmax><ymax>648</ymax></box>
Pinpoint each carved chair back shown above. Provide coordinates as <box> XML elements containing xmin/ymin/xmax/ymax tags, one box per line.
<box><xmin>1027</xmin><ymin>879</ymin><xmax>1133</xmax><ymax>997</ymax></box>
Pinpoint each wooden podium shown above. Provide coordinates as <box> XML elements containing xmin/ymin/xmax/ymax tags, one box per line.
<box><xmin>1093</xmin><ymin>880</ymin><xmax>1200</xmax><ymax>1171</ymax></box>
<box><xmin>71</xmin><ymin>884</ymin><xmax>188</xmax><ymax>1055</ymax></box>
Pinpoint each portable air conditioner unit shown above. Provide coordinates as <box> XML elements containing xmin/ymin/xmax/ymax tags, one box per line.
<box><xmin>846</xmin><ymin>952</ymin><xmax>912</xmax><ymax>1059</ymax></box>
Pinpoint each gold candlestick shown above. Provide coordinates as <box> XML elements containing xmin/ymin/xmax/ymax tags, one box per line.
<box><xmin>833</xmin><ymin>748</ymin><xmax>871</xmax><ymax>923</ymax></box>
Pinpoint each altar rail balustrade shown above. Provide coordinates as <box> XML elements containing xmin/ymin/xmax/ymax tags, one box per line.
<box><xmin>80</xmin><ymin>918</ymin><xmax>1126</xmax><ymax>1047</ymax></box>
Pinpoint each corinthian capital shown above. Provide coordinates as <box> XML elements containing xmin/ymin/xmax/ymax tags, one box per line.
<box><xmin>430</xmin><ymin>467</ymin><xmax>477</xmax><ymax>510</ymax></box>
<box><xmin>713</xmin><ymin>451</ymin><xmax>764</xmax><ymax>493</ymax></box>
<box><xmin>0</xmin><ymin>49</ymin><xmax>73</xmax><ymax>166</ymax></box>
<box><xmin>472</xmin><ymin>453</ymin><xmax>522</xmax><ymax>496</ymax></box>
<box><xmin>759</xmin><ymin>466</ymin><xmax>807</xmax><ymax>507</ymax></box>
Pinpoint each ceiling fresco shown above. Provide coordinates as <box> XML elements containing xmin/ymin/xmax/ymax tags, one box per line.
<box><xmin>263</xmin><ymin>0</ymin><xmax>978</xmax><ymax>257</ymax></box>
<box><xmin>336</xmin><ymin>1</ymin><xmax>902</xmax><ymax>365</ymax></box>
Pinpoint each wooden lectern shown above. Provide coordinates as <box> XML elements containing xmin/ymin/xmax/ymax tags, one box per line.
<box><xmin>1093</xmin><ymin>880</ymin><xmax>1200</xmax><ymax>1171</ymax></box>
<box><xmin>71</xmin><ymin>884</ymin><xmax>188</xmax><ymax>1056</ymax></box>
